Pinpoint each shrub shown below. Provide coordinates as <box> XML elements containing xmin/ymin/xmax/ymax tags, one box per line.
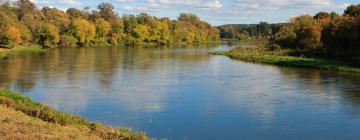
<box><xmin>59</xmin><ymin>35</ymin><xmax>78</xmax><ymax>47</ymax></box>
<box><xmin>36</xmin><ymin>23</ymin><xmax>60</xmax><ymax>48</ymax></box>
<box><xmin>267</xmin><ymin>43</ymin><xmax>281</xmax><ymax>51</ymax></box>
<box><xmin>273</xmin><ymin>25</ymin><xmax>297</xmax><ymax>48</ymax></box>
<box><xmin>0</xmin><ymin>26</ymin><xmax>22</xmax><ymax>48</ymax></box>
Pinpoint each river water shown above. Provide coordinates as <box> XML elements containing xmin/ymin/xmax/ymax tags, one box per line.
<box><xmin>1</xmin><ymin>43</ymin><xmax>360</xmax><ymax>140</ymax></box>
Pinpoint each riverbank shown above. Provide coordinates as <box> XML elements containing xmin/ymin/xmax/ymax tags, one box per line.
<box><xmin>0</xmin><ymin>42</ymin><xmax>221</xmax><ymax>59</ymax></box>
<box><xmin>0</xmin><ymin>45</ymin><xmax>46</xmax><ymax>59</ymax></box>
<box><xmin>0</xmin><ymin>88</ymin><xmax>147</xmax><ymax>140</ymax></box>
<box><xmin>210</xmin><ymin>47</ymin><xmax>360</xmax><ymax>73</ymax></box>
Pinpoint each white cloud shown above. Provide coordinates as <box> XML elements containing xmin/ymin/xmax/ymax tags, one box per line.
<box><xmin>234</xmin><ymin>0</ymin><xmax>348</xmax><ymax>10</ymax></box>
<box><xmin>147</xmin><ymin>0</ymin><xmax>223</xmax><ymax>9</ymax></box>
<box><xmin>57</xmin><ymin>0</ymin><xmax>82</xmax><ymax>7</ymax></box>
<box><xmin>119</xmin><ymin>0</ymin><xmax>223</xmax><ymax>13</ymax></box>
<box><xmin>120</xmin><ymin>5</ymin><xmax>152</xmax><ymax>12</ymax></box>
<box><xmin>113</xmin><ymin>0</ymin><xmax>136</xmax><ymax>2</ymax></box>
<box><xmin>202</xmin><ymin>0</ymin><xmax>222</xmax><ymax>9</ymax></box>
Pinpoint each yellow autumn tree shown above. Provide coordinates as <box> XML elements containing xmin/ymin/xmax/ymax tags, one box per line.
<box><xmin>133</xmin><ymin>24</ymin><xmax>150</xmax><ymax>44</ymax></box>
<box><xmin>95</xmin><ymin>18</ymin><xmax>111</xmax><ymax>38</ymax></box>
<box><xmin>71</xmin><ymin>18</ymin><xmax>96</xmax><ymax>46</ymax></box>
<box><xmin>2</xmin><ymin>26</ymin><xmax>22</xmax><ymax>48</ymax></box>
<box><xmin>174</xmin><ymin>21</ymin><xmax>196</xmax><ymax>44</ymax></box>
<box><xmin>94</xmin><ymin>18</ymin><xmax>111</xmax><ymax>46</ymax></box>
<box><xmin>37</xmin><ymin>23</ymin><xmax>60</xmax><ymax>47</ymax></box>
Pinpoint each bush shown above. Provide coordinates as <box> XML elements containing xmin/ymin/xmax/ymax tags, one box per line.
<box><xmin>267</xmin><ymin>43</ymin><xmax>281</xmax><ymax>51</ymax></box>
<box><xmin>273</xmin><ymin>25</ymin><xmax>297</xmax><ymax>48</ymax></box>
<box><xmin>59</xmin><ymin>35</ymin><xmax>78</xmax><ymax>47</ymax></box>
<box><xmin>92</xmin><ymin>37</ymin><xmax>111</xmax><ymax>47</ymax></box>
<box><xmin>0</xmin><ymin>26</ymin><xmax>22</xmax><ymax>48</ymax></box>
<box><xmin>36</xmin><ymin>24</ymin><xmax>60</xmax><ymax>48</ymax></box>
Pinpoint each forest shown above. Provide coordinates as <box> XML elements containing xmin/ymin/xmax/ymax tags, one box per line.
<box><xmin>0</xmin><ymin>0</ymin><xmax>220</xmax><ymax>48</ymax></box>
<box><xmin>272</xmin><ymin>4</ymin><xmax>360</xmax><ymax>60</ymax></box>
<box><xmin>211</xmin><ymin>4</ymin><xmax>360</xmax><ymax>73</ymax></box>
<box><xmin>219</xmin><ymin>4</ymin><xmax>360</xmax><ymax>62</ymax></box>
<box><xmin>0</xmin><ymin>0</ymin><xmax>359</xmax><ymax>61</ymax></box>
<box><xmin>218</xmin><ymin>23</ymin><xmax>283</xmax><ymax>40</ymax></box>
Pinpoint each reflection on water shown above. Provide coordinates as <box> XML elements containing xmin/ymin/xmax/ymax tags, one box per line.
<box><xmin>1</xmin><ymin>43</ymin><xmax>360</xmax><ymax>140</ymax></box>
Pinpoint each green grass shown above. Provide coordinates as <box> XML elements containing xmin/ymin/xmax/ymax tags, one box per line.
<box><xmin>210</xmin><ymin>47</ymin><xmax>360</xmax><ymax>73</ymax></box>
<box><xmin>0</xmin><ymin>88</ymin><xmax>148</xmax><ymax>140</ymax></box>
<box><xmin>0</xmin><ymin>45</ymin><xmax>46</xmax><ymax>59</ymax></box>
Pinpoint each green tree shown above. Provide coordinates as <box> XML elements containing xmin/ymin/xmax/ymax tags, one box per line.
<box><xmin>137</xmin><ymin>13</ymin><xmax>155</xmax><ymax>27</ymax></box>
<box><xmin>314</xmin><ymin>12</ymin><xmax>331</xmax><ymax>20</ymax></box>
<box><xmin>36</xmin><ymin>23</ymin><xmax>60</xmax><ymax>47</ymax></box>
<box><xmin>133</xmin><ymin>24</ymin><xmax>150</xmax><ymax>44</ymax></box>
<box><xmin>70</xmin><ymin>18</ymin><xmax>96</xmax><ymax>46</ymax></box>
<box><xmin>97</xmin><ymin>3</ymin><xmax>117</xmax><ymax>21</ymax></box>
<box><xmin>59</xmin><ymin>34</ymin><xmax>78</xmax><ymax>47</ymax></box>
<box><xmin>66</xmin><ymin>8</ymin><xmax>88</xmax><ymax>19</ymax></box>
<box><xmin>330</xmin><ymin>12</ymin><xmax>339</xmax><ymax>19</ymax></box>
<box><xmin>123</xmin><ymin>15</ymin><xmax>138</xmax><ymax>34</ymax></box>
<box><xmin>95</xmin><ymin>18</ymin><xmax>111</xmax><ymax>38</ymax></box>
<box><xmin>41</xmin><ymin>7</ymin><xmax>70</xmax><ymax>30</ymax></box>
<box><xmin>258</xmin><ymin>22</ymin><xmax>272</xmax><ymax>37</ymax></box>
<box><xmin>150</xmin><ymin>19</ymin><xmax>172</xmax><ymax>45</ymax></box>
<box><xmin>94</xmin><ymin>18</ymin><xmax>111</xmax><ymax>46</ymax></box>
<box><xmin>16</xmin><ymin>0</ymin><xmax>38</xmax><ymax>19</ymax></box>
<box><xmin>344</xmin><ymin>4</ymin><xmax>360</xmax><ymax>17</ymax></box>
<box><xmin>16</xmin><ymin>0</ymin><xmax>43</xmax><ymax>34</ymax></box>
<box><xmin>178</xmin><ymin>13</ymin><xmax>200</xmax><ymax>24</ymax></box>
<box><xmin>109</xmin><ymin>18</ymin><xmax>124</xmax><ymax>45</ymax></box>
<box><xmin>274</xmin><ymin>25</ymin><xmax>297</xmax><ymax>48</ymax></box>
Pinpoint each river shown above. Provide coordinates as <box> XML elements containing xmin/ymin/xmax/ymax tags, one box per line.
<box><xmin>1</xmin><ymin>43</ymin><xmax>360</xmax><ymax>140</ymax></box>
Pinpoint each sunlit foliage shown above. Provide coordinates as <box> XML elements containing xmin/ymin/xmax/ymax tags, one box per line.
<box><xmin>273</xmin><ymin>5</ymin><xmax>360</xmax><ymax>59</ymax></box>
<box><xmin>0</xmin><ymin>1</ymin><xmax>219</xmax><ymax>48</ymax></box>
<box><xmin>70</xmin><ymin>18</ymin><xmax>96</xmax><ymax>46</ymax></box>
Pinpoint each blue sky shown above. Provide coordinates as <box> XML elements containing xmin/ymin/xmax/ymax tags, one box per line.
<box><xmin>25</xmin><ymin>0</ymin><xmax>359</xmax><ymax>25</ymax></box>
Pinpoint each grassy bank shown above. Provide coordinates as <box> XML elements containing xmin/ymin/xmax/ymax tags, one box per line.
<box><xmin>210</xmin><ymin>47</ymin><xmax>360</xmax><ymax>73</ymax></box>
<box><xmin>0</xmin><ymin>45</ymin><xmax>46</xmax><ymax>59</ymax></box>
<box><xmin>0</xmin><ymin>88</ymin><xmax>148</xmax><ymax>140</ymax></box>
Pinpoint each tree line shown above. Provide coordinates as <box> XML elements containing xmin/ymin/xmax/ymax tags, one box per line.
<box><xmin>0</xmin><ymin>0</ymin><xmax>220</xmax><ymax>48</ymax></box>
<box><xmin>273</xmin><ymin>4</ymin><xmax>360</xmax><ymax>60</ymax></box>
<box><xmin>217</xmin><ymin>23</ymin><xmax>283</xmax><ymax>40</ymax></box>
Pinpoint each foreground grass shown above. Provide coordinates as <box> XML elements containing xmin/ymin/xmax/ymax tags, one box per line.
<box><xmin>0</xmin><ymin>88</ymin><xmax>148</xmax><ymax>140</ymax></box>
<box><xmin>210</xmin><ymin>47</ymin><xmax>360</xmax><ymax>73</ymax></box>
<box><xmin>0</xmin><ymin>45</ymin><xmax>46</xmax><ymax>59</ymax></box>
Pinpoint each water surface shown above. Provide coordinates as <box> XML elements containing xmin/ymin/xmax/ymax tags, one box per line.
<box><xmin>1</xmin><ymin>43</ymin><xmax>360</xmax><ymax>140</ymax></box>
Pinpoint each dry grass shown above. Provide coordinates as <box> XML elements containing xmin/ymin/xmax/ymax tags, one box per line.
<box><xmin>0</xmin><ymin>89</ymin><xmax>148</xmax><ymax>140</ymax></box>
<box><xmin>0</xmin><ymin>105</ymin><xmax>102</xmax><ymax>140</ymax></box>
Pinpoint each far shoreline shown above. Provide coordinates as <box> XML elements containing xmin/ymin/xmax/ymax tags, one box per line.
<box><xmin>210</xmin><ymin>47</ymin><xmax>360</xmax><ymax>74</ymax></box>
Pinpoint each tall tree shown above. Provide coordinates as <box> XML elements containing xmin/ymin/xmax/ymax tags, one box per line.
<box><xmin>70</xmin><ymin>18</ymin><xmax>96</xmax><ymax>46</ymax></box>
<box><xmin>314</xmin><ymin>12</ymin><xmax>331</xmax><ymax>20</ymax></box>
<box><xmin>97</xmin><ymin>2</ymin><xmax>117</xmax><ymax>21</ymax></box>
<box><xmin>36</xmin><ymin>23</ymin><xmax>60</xmax><ymax>47</ymax></box>
<box><xmin>0</xmin><ymin>26</ymin><xmax>22</xmax><ymax>48</ymax></box>
<box><xmin>344</xmin><ymin>4</ymin><xmax>360</xmax><ymax>17</ymax></box>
